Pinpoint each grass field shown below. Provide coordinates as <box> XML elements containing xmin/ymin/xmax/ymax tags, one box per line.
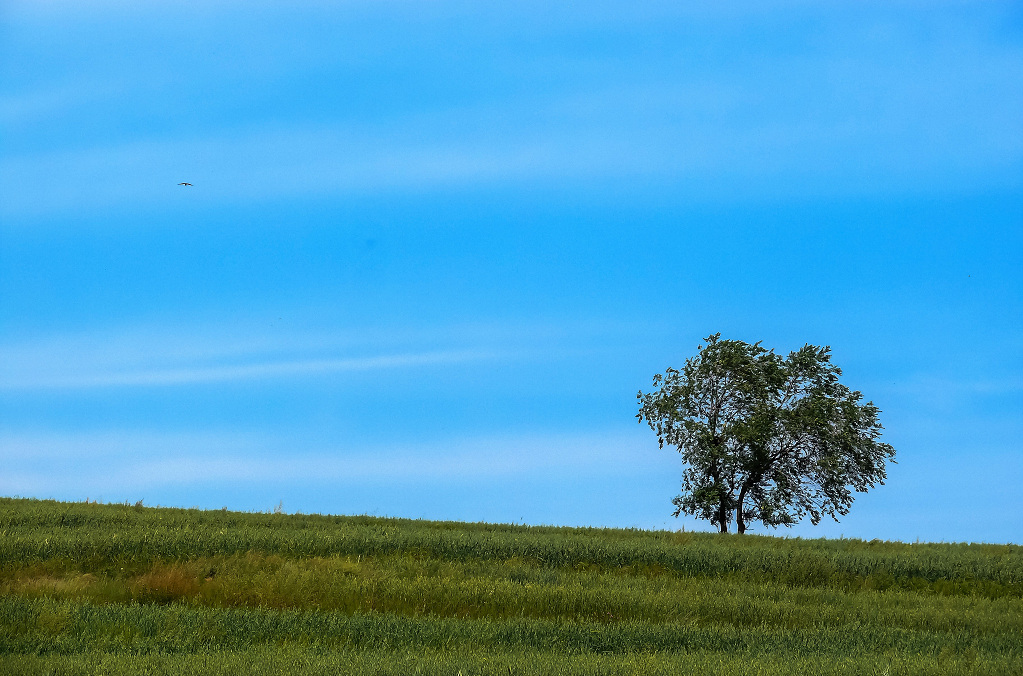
<box><xmin>1</xmin><ymin>497</ymin><xmax>1020</xmax><ymax>675</ymax></box>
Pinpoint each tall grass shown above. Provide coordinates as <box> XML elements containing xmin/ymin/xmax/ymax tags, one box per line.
<box><xmin>1</xmin><ymin>497</ymin><xmax>1020</xmax><ymax>675</ymax></box>
<box><xmin>2</xmin><ymin>498</ymin><xmax>1019</xmax><ymax>595</ymax></box>
<box><xmin>1</xmin><ymin>648</ymin><xmax>1015</xmax><ymax>676</ymax></box>
<box><xmin>4</xmin><ymin>553</ymin><xmax>1020</xmax><ymax>634</ymax></box>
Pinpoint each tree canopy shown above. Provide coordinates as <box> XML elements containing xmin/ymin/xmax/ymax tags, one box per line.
<box><xmin>637</xmin><ymin>333</ymin><xmax>896</xmax><ymax>534</ymax></box>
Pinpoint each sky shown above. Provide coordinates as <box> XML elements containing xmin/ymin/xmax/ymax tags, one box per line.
<box><xmin>1</xmin><ymin>0</ymin><xmax>1020</xmax><ymax>544</ymax></box>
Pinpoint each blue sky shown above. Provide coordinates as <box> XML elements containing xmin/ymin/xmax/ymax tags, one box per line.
<box><xmin>1</xmin><ymin>0</ymin><xmax>1020</xmax><ymax>543</ymax></box>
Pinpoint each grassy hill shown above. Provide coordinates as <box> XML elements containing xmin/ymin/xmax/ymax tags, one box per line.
<box><xmin>1</xmin><ymin>497</ymin><xmax>1020</xmax><ymax>675</ymax></box>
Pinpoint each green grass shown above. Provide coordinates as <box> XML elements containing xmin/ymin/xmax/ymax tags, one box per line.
<box><xmin>1</xmin><ymin>497</ymin><xmax>1020</xmax><ymax>675</ymax></box>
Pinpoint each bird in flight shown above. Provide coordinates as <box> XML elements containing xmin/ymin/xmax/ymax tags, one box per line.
<box><xmin>178</xmin><ymin>182</ymin><xmax>193</xmax><ymax>186</ymax></box>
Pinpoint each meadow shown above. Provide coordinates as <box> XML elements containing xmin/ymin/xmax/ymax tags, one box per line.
<box><xmin>0</xmin><ymin>497</ymin><xmax>1020</xmax><ymax>675</ymax></box>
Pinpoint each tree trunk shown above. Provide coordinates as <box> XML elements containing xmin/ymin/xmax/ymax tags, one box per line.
<box><xmin>736</xmin><ymin>485</ymin><xmax>748</xmax><ymax>534</ymax></box>
<box><xmin>718</xmin><ymin>497</ymin><xmax>729</xmax><ymax>533</ymax></box>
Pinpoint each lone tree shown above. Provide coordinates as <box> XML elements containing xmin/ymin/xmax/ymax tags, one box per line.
<box><xmin>637</xmin><ymin>333</ymin><xmax>895</xmax><ymax>534</ymax></box>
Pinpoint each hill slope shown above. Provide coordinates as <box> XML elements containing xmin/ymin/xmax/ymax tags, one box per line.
<box><xmin>1</xmin><ymin>497</ymin><xmax>1020</xmax><ymax>675</ymax></box>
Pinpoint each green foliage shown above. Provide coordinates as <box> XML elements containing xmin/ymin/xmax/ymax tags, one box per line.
<box><xmin>0</xmin><ymin>498</ymin><xmax>1020</xmax><ymax>675</ymax></box>
<box><xmin>638</xmin><ymin>334</ymin><xmax>896</xmax><ymax>533</ymax></box>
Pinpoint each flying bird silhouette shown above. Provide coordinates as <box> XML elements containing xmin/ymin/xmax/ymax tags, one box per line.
<box><xmin>178</xmin><ymin>182</ymin><xmax>193</xmax><ymax>186</ymax></box>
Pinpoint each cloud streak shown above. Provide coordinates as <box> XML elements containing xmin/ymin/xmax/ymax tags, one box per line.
<box><xmin>3</xmin><ymin>75</ymin><xmax>1019</xmax><ymax>220</ymax></box>
<box><xmin>0</xmin><ymin>428</ymin><xmax>661</xmax><ymax>493</ymax></box>
<box><xmin>0</xmin><ymin>349</ymin><xmax>498</xmax><ymax>390</ymax></box>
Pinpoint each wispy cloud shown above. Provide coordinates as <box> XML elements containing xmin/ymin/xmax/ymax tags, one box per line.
<box><xmin>0</xmin><ymin>350</ymin><xmax>496</xmax><ymax>390</ymax></box>
<box><xmin>0</xmin><ymin>81</ymin><xmax>121</xmax><ymax>127</ymax></box>
<box><xmin>3</xmin><ymin>1</ymin><xmax>1020</xmax><ymax>220</ymax></box>
<box><xmin>0</xmin><ymin>320</ymin><xmax>518</xmax><ymax>390</ymax></box>
<box><xmin>0</xmin><ymin>120</ymin><xmax>654</xmax><ymax>218</ymax></box>
<box><xmin>0</xmin><ymin>426</ymin><xmax>687</xmax><ymax>530</ymax></box>
<box><xmin>0</xmin><ymin>428</ymin><xmax>661</xmax><ymax>493</ymax></box>
<box><xmin>0</xmin><ymin>317</ymin><xmax>650</xmax><ymax>391</ymax></box>
<box><xmin>4</xmin><ymin>71</ymin><xmax>1019</xmax><ymax>220</ymax></box>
